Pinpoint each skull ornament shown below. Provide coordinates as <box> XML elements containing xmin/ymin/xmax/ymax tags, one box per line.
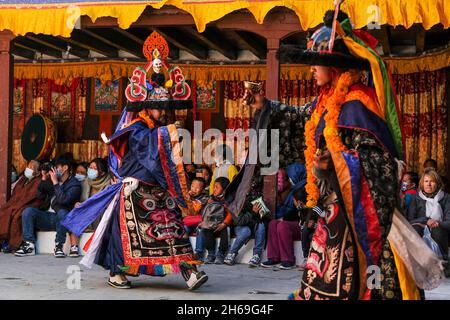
<box><xmin>152</xmin><ymin>58</ymin><xmax>163</xmax><ymax>74</ymax></box>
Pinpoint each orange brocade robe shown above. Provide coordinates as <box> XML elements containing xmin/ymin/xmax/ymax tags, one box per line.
<box><xmin>0</xmin><ymin>176</ymin><xmax>43</xmax><ymax>249</ymax></box>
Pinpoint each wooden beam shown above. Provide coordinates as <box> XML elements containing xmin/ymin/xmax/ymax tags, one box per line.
<box><xmin>180</xmin><ymin>27</ymin><xmax>237</xmax><ymax>60</ymax></box>
<box><xmin>415</xmin><ymin>25</ymin><xmax>426</xmax><ymax>54</ymax></box>
<box><xmin>11</xmin><ymin>44</ymin><xmax>35</xmax><ymax>60</ymax></box>
<box><xmin>0</xmin><ymin>30</ymin><xmax>14</xmax><ymax>204</ymax></box>
<box><xmin>223</xmin><ymin>30</ymin><xmax>266</xmax><ymax>59</ymax></box>
<box><xmin>13</xmin><ymin>37</ymin><xmax>62</xmax><ymax>58</ymax></box>
<box><xmin>379</xmin><ymin>25</ymin><xmax>391</xmax><ymax>56</ymax></box>
<box><xmin>26</xmin><ymin>35</ymin><xmax>89</xmax><ymax>58</ymax></box>
<box><xmin>113</xmin><ymin>28</ymin><xmax>144</xmax><ymax>46</ymax></box>
<box><xmin>149</xmin><ymin>27</ymin><xmax>208</xmax><ymax>60</ymax></box>
<box><xmin>61</xmin><ymin>30</ymin><xmax>119</xmax><ymax>58</ymax></box>
<box><xmin>80</xmin><ymin>29</ymin><xmax>143</xmax><ymax>58</ymax></box>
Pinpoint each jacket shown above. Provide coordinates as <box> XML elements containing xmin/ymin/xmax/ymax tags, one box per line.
<box><xmin>51</xmin><ymin>175</ymin><xmax>82</xmax><ymax>212</ymax></box>
<box><xmin>406</xmin><ymin>191</ymin><xmax>450</xmax><ymax>230</ymax></box>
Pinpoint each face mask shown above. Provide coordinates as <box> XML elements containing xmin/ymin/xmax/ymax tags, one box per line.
<box><xmin>11</xmin><ymin>171</ymin><xmax>17</xmax><ymax>183</ymax></box>
<box><xmin>401</xmin><ymin>182</ymin><xmax>408</xmax><ymax>192</ymax></box>
<box><xmin>24</xmin><ymin>168</ymin><xmax>34</xmax><ymax>179</ymax></box>
<box><xmin>75</xmin><ymin>174</ymin><xmax>86</xmax><ymax>182</ymax></box>
<box><xmin>87</xmin><ymin>168</ymin><xmax>99</xmax><ymax>180</ymax></box>
<box><xmin>56</xmin><ymin>169</ymin><xmax>63</xmax><ymax>179</ymax></box>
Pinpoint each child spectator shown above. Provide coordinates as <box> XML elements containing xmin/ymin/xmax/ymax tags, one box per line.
<box><xmin>199</xmin><ymin>177</ymin><xmax>233</xmax><ymax>264</ymax></box>
<box><xmin>198</xmin><ymin>165</ymin><xmax>213</xmax><ymax>194</ymax></box>
<box><xmin>184</xmin><ymin>177</ymin><xmax>208</xmax><ymax>235</ymax></box>
<box><xmin>401</xmin><ymin>171</ymin><xmax>419</xmax><ymax>211</ymax></box>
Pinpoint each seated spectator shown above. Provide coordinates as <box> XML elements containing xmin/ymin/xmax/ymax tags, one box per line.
<box><xmin>185</xmin><ymin>164</ymin><xmax>197</xmax><ymax>184</ymax></box>
<box><xmin>76</xmin><ymin>158</ymin><xmax>112</xmax><ymax>244</ymax></box>
<box><xmin>423</xmin><ymin>158</ymin><xmax>449</xmax><ymax>193</ymax></box>
<box><xmin>423</xmin><ymin>158</ymin><xmax>438</xmax><ymax>171</ymax></box>
<box><xmin>199</xmin><ymin>177</ymin><xmax>233</xmax><ymax>264</ymax></box>
<box><xmin>14</xmin><ymin>156</ymin><xmax>82</xmax><ymax>258</ymax></box>
<box><xmin>224</xmin><ymin>162</ymin><xmax>271</xmax><ymax>267</ymax></box>
<box><xmin>184</xmin><ymin>177</ymin><xmax>209</xmax><ymax>262</ymax></box>
<box><xmin>79</xmin><ymin>158</ymin><xmax>112</xmax><ymax>203</ymax></box>
<box><xmin>0</xmin><ymin>160</ymin><xmax>43</xmax><ymax>252</ymax></box>
<box><xmin>401</xmin><ymin>171</ymin><xmax>419</xmax><ymax>211</ymax></box>
<box><xmin>184</xmin><ymin>177</ymin><xmax>208</xmax><ymax>235</ymax></box>
<box><xmin>261</xmin><ymin>163</ymin><xmax>307</xmax><ymax>270</ymax></box>
<box><xmin>407</xmin><ymin>169</ymin><xmax>450</xmax><ymax>276</ymax></box>
<box><xmin>197</xmin><ymin>165</ymin><xmax>212</xmax><ymax>194</ymax></box>
<box><xmin>210</xmin><ymin>144</ymin><xmax>238</xmax><ymax>195</ymax></box>
<box><xmin>74</xmin><ymin>162</ymin><xmax>88</xmax><ymax>182</ymax></box>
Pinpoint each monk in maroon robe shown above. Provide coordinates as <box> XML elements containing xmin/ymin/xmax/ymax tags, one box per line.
<box><xmin>0</xmin><ymin>160</ymin><xmax>45</xmax><ymax>250</ymax></box>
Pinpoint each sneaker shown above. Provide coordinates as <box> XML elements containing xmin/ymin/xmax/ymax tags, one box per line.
<box><xmin>194</xmin><ymin>252</ymin><xmax>205</xmax><ymax>263</ymax></box>
<box><xmin>279</xmin><ymin>262</ymin><xmax>295</xmax><ymax>270</ymax></box>
<box><xmin>261</xmin><ymin>259</ymin><xmax>280</xmax><ymax>268</ymax></box>
<box><xmin>14</xmin><ymin>241</ymin><xmax>35</xmax><ymax>256</ymax></box>
<box><xmin>214</xmin><ymin>254</ymin><xmax>225</xmax><ymax>265</ymax></box>
<box><xmin>205</xmin><ymin>254</ymin><xmax>215</xmax><ymax>264</ymax></box>
<box><xmin>186</xmin><ymin>271</ymin><xmax>208</xmax><ymax>291</ymax></box>
<box><xmin>54</xmin><ymin>243</ymin><xmax>66</xmax><ymax>258</ymax></box>
<box><xmin>248</xmin><ymin>254</ymin><xmax>261</xmax><ymax>267</ymax></box>
<box><xmin>108</xmin><ymin>275</ymin><xmax>131</xmax><ymax>289</ymax></box>
<box><xmin>69</xmin><ymin>245</ymin><xmax>79</xmax><ymax>258</ymax></box>
<box><xmin>224</xmin><ymin>252</ymin><xmax>236</xmax><ymax>265</ymax></box>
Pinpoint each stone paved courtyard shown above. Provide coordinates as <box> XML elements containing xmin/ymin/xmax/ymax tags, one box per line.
<box><xmin>1</xmin><ymin>254</ymin><xmax>449</xmax><ymax>300</ymax></box>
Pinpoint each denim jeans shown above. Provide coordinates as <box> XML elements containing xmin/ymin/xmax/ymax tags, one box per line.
<box><xmin>229</xmin><ymin>222</ymin><xmax>266</xmax><ymax>256</ymax></box>
<box><xmin>194</xmin><ymin>228</ymin><xmax>205</xmax><ymax>254</ymax></box>
<box><xmin>22</xmin><ymin>207</ymin><xmax>70</xmax><ymax>245</ymax></box>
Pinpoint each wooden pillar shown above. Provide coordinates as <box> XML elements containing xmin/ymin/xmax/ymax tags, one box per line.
<box><xmin>263</xmin><ymin>37</ymin><xmax>281</xmax><ymax>217</ymax></box>
<box><xmin>0</xmin><ymin>30</ymin><xmax>14</xmax><ymax>205</ymax></box>
<box><xmin>265</xmin><ymin>38</ymin><xmax>280</xmax><ymax>100</ymax></box>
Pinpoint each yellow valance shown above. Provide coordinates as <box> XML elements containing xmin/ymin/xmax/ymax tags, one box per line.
<box><xmin>13</xmin><ymin>48</ymin><xmax>450</xmax><ymax>84</ymax></box>
<box><xmin>0</xmin><ymin>0</ymin><xmax>449</xmax><ymax>37</ymax></box>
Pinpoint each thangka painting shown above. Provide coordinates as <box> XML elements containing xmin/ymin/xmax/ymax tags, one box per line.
<box><xmin>91</xmin><ymin>78</ymin><xmax>122</xmax><ymax>115</ymax></box>
<box><xmin>13</xmin><ymin>85</ymin><xmax>24</xmax><ymax>115</ymax></box>
<box><xmin>51</xmin><ymin>92</ymin><xmax>72</xmax><ymax>119</ymax></box>
<box><xmin>196</xmin><ymin>80</ymin><xmax>220</xmax><ymax>112</ymax></box>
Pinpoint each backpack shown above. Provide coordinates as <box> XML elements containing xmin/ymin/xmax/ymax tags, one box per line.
<box><xmin>200</xmin><ymin>202</ymin><xmax>226</xmax><ymax>230</ymax></box>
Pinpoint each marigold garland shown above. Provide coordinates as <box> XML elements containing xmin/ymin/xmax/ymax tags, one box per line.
<box><xmin>303</xmin><ymin>70</ymin><xmax>361</xmax><ymax>207</ymax></box>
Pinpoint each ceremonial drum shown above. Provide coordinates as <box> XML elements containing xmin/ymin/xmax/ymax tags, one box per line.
<box><xmin>21</xmin><ymin>114</ymin><xmax>57</xmax><ymax>161</ymax></box>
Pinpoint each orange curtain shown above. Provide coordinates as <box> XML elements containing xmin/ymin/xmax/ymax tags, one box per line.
<box><xmin>393</xmin><ymin>69</ymin><xmax>448</xmax><ymax>175</ymax></box>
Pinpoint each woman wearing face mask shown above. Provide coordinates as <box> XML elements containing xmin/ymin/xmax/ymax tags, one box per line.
<box><xmin>407</xmin><ymin>169</ymin><xmax>450</xmax><ymax>276</ymax></box>
<box><xmin>76</xmin><ymin>158</ymin><xmax>112</xmax><ymax>232</ymax></box>
<box><xmin>74</xmin><ymin>162</ymin><xmax>88</xmax><ymax>183</ymax></box>
<box><xmin>82</xmin><ymin>158</ymin><xmax>112</xmax><ymax>202</ymax></box>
